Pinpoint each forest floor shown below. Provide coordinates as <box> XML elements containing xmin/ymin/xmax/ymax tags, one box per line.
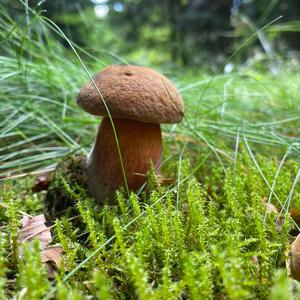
<box><xmin>1</xmin><ymin>7</ymin><xmax>300</xmax><ymax>299</ymax></box>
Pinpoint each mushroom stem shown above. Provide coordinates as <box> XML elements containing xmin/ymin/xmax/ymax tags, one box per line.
<box><xmin>86</xmin><ymin>117</ymin><xmax>162</xmax><ymax>203</ymax></box>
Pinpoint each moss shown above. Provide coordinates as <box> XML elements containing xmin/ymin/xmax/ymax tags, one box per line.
<box><xmin>0</xmin><ymin>149</ymin><xmax>299</xmax><ymax>299</ymax></box>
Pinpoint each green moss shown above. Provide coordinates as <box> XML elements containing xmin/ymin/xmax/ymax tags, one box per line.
<box><xmin>1</xmin><ymin>150</ymin><xmax>300</xmax><ymax>299</ymax></box>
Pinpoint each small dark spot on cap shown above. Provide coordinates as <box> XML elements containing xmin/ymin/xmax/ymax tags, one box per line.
<box><xmin>124</xmin><ymin>71</ymin><xmax>133</xmax><ymax>76</ymax></box>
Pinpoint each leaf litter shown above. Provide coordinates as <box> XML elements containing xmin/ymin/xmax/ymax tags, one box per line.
<box><xmin>18</xmin><ymin>214</ymin><xmax>62</xmax><ymax>278</ymax></box>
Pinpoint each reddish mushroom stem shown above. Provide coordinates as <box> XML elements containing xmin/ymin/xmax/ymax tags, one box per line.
<box><xmin>86</xmin><ymin>117</ymin><xmax>162</xmax><ymax>203</ymax></box>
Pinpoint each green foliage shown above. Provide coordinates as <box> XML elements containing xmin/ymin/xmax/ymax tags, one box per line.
<box><xmin>0</xmin><ymin>233</ymin><xmax>8</xmax><ymax>300</ymax></box>
<box><xmin>1</xmin><ymin>141</ymin><xmax>300</xmax><ymax>299</ymax></box>
<box><xmin>93</xmin><ymin>270</ymin><xmax>114</xmax><ymax>300</ymax></box>
<box><xmin>183</xmin><ymin>252</ymin><xmax>213</xmax><ymax>300</ymax></box>
<box><xmin>8</xmin><ymin>201</ymin><xmax>20</xmax><ymax>267</ymax></box>
<box><xmin>17</xmin><ymin>240</ymin><xmax>50</xmax><ymax>299</ymax></box>
<box><xmin>269</xmin><ymin>269</ymin><xmax>300</xmax><ymax>300</ymax></box>
<box><xmin>126</xmin><ymin>253</ymin><xmax>152</xmax><ymax>300</ymax></box>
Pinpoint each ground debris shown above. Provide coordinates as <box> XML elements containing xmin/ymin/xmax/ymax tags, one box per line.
<box><xmin>31</xmin><ymin>172</ymin><xmax>53</xmax><ymax>192</ymax></box>
<box><xmin>288</xmin><ymin>234</ymin><xmax>300</xmax><ymax>281</ymax></box>
<box><xmin>45</xmin><ymin>154</ymin><xmax>87</xmax><ymax>220</ymax></box>
<box><xmin>18</xmin><ymin>214</ymin><xmax>52</xmax><ymax>249</ymax></box>
<box><xmin>18</xmin><ymin>214</ymin><xmax>62</xmax><ymax>278</ymax></box>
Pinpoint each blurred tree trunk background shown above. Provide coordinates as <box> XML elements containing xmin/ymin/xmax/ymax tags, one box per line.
<box><xmin>3</xmin><ymin>0</ymin><xmax>300</xmax><ymax>67</ymax></box>
<box><xmin>107</xmin><ymin>0</ymin><xmax>300</xmax><ymax>66</ymax></box>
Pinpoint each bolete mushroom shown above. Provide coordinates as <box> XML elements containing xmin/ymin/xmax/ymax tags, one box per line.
<box><xmin>77</xmin><ymin>65</ymin><xmax>184</xmax><ymax>203</ymax></box>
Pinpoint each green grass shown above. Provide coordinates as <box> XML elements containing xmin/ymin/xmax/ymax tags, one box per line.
<box><xmin>1</xmin><ymin>4</ymin><xmax>300</xmax><ymax>299</ymax></box>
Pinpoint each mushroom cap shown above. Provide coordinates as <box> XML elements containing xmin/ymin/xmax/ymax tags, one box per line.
<box><xmin>77</xmin><ymin>65</ymin><xmax>184</xmax><ymax>124</ymax></box>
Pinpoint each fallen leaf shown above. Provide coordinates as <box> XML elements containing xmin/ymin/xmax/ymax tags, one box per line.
<box><xmin>265</xmin><ymin>203</ymin><xmax>278</xmax><ymax>214</ymax></box>
<box><xmin>290</xmin><ymin>207</ymin><xmax>300</xmax><ymax>227</ymax></box>
<box><xmin>32</xmin><ymin>172</ymin><xmax>53</xmax><ymax>192</ymax></box>
<box><xmin>18</xmin><ymin>214</ymin><xmax>52</xmax><ymax>250</ymax></box>
<box><xmin>18</xmin><ymin>214</ymin><xmax>63</xmax><ymax>278</ymax></box>
<box><xmin>288</xmin><ymin>234</ymin><xmax>300</xmax><ymax>281</ymax></box>
<box><xmin>261</xmin><ymin>198</ymin><xmax>278</xmax><ymax>214</ymax></box>
<box><xmin>41</xmin><ymin>245</ymin><xmax>63</xmax><ymax>268</ymax></box>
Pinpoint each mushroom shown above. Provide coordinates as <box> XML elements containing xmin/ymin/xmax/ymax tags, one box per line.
<box><xmin>77</xmin><ymin>65</ymin><xmax>184</xmax><ymax>203</ymax></box>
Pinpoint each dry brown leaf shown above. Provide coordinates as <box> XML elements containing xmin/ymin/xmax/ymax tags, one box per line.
<box><xmin>18</xmin><ymin>214</ymin><xmax>52</xmax><ymax>250</ymax></box>
<box><xmin>41</xmin><ymin>245</ymin><xmax>63</xmax><ymax>268</ymax></box>
<box><xmin>264</xmin><ymin>203</ymin><xmax>278</xmax><ymax>214</ymax></box>
<box><xmin>261</xmin><ymin>198</ymin><xmax>278</xmax><ymax>214</ymax></box>
<box><xmin>18</xmin><ymin>214</ymin><xmax>63</xmax><ymax>278</ymax></box>
<box><xmin>32</xmin><ymin>172</ymin><xmax>53</xmax><ymax>192</ymax></box>
<box><xmin>289</xmin><ymin>234</ymin><xmax>300</xmax><ymax>281</ymax></box>
<box><xmin>290</xmin><ymin>207</ymin><xmax>300</xmax><ymax>227</ymax></box>
<box><xmin>261</xmin><ymin>198</ymin><xmax>283</xmax><ymax>231</ymax></box>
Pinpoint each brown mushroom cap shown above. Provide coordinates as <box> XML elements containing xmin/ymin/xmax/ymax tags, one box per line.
<box><xmin>77</xmin><ymin>65</ymin><xmax>184</xmax><ymax>124</ymax></box>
